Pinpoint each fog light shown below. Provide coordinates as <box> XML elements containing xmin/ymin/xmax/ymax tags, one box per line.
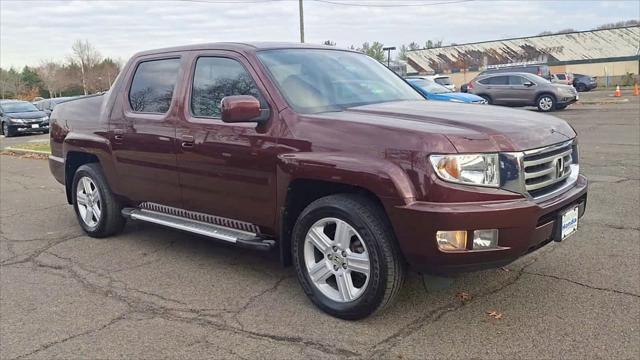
<box><xmin>473</xmin><ymin>229</ymin><xmax>499</xmax><ymax>249</ymax></box>
<box><xmin>436</xmin><ymin>231</ymin><xmax>467</xmax><ymax>251</ymax></box>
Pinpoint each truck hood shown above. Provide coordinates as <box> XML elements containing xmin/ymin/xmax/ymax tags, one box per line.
<box><xmin>343</xmin><ymin>100</ymin><xmax>575</xmax><ymax>152</ymax></box>
<box><xmin>5</xmin><ymin>111</ymin><xmax>48</xmax><ymax>119</ymax></box>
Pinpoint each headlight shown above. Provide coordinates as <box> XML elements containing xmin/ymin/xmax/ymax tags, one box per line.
<box><xmin>429</xmin><ymin>154</ymin><xmax>500</xmax><ymax>187</ymax></box>
<box><xmin>449</xmin><ymin>98</ymin><xmax>465</xmax><ymax>103</ymax></box>
<box><xmin>9</xmin><ymin>118</ymin><xmax>25</xmax><ymax>124</ymax></box>
<box><xmin>40</xmin><ymin>116</ymin><xmax>49</xmax><ymax>122</ymax></box>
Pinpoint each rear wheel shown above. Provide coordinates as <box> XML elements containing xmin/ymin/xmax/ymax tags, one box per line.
<box><xmin>72</xmin><ymin>163</ymin><xmax>125</xmax><ymax>238</ymax></box>
<box><xmin>478</xmin><ymin>95</ymin><xmax>492</xmax><ymax>104</ymax></box>
<box><xmin>537</xmin><ymin>94</ymin><xmax>556</xmax><ymax>112</ymax></box>
<box><xmin>576</xmin><ymin>83</ymin><xmax>587</xmax><ymax>92</ymax></box>
<box><xmin>292</xmin><ymin>194</ymin><xmax>405</xmax><ymax>320</ymax></box>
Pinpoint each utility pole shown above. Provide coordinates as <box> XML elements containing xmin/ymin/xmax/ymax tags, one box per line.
<box><xmin>383</xmin><ymin>46</ymin><xmax>396</xmax><ymax>68</ymax></box>
<box><xmin>299</xmin><ymin>0</ymin><xmax>305</xmax><ymax>43</ymax></box>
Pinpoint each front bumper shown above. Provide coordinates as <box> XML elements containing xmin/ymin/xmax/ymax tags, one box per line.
<box><xmin>388</xmin><ymin>174</ymin><xmax>588</xmax><ymax>274</ymax></box>
<box><xmin>558</xmin><ymin>96</ymin><xmax>578</xmax><ymax>105</ymax></box>
<box><xmin>7</xmin><ymin>122</ymin><xmax>49</xmax><ymax>133</ymax></box>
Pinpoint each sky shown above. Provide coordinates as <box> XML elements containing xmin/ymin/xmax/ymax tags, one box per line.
<box><xmin>0</xmin><ymin>0</ymin><xmax>638</xmax><ymax>68</ymax></box>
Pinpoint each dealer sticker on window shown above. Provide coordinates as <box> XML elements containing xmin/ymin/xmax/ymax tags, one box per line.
<box><xmin>561</xmin><ymin>206</ymin><xmax>579</xmax><ymax>240</ymax></box>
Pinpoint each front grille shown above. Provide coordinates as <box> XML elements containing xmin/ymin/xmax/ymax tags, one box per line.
<box><xmin>523</xmin><ymin>142</ymin><xmax>573</xmax><ymax>198</ymax></box>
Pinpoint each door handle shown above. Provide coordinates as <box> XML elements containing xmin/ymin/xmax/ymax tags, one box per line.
<box><xmin>181</xmin><ymin>135</ymin><xmax>195</xmax><ymax>148</ymax></box>
<box><xmin>113</xmin><ymin>128</ymin><xmax>124</xmax><ymax>141</ymax></box>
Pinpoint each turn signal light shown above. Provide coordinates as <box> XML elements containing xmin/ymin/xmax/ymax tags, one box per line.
<box><xmin>436</xmin><ymin>231</ymin><xmax>467</xmax><ymax>252</ymax></box>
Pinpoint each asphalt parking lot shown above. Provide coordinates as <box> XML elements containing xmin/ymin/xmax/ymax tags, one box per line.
<box><xmin>1</xmin><ymin>90</ymin><xmax>638</xmax><ymax>359</ymax></box>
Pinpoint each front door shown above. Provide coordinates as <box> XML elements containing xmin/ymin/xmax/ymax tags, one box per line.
<box><xmin>109</xmin><ymin>56</ymin><xmax>183</xmax><ymax>207</ymax></box>
<box><xmin>176</xmin><ymin>52</ymin><xmax>280</xmax><ymax>233</ymax></box>
<box><xmin>507</xmin><ymin>75</ymin><xmax>535</xmax><ymax>105</ymax></box>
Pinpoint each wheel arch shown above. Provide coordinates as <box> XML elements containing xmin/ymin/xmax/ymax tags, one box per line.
<box><xmin>276</xmin><ymin>153</ymin><xmax>415</xmax><ymax>267</ymax></box>
<box><xmin>62</xmin><ymin>132</ymin><xmax>117</xmax><ymax>204</ymax></box>
<box><xmin>536</xmin><ymin>91</ymin><xmax>557</xmax><ymax>102</ymax></box>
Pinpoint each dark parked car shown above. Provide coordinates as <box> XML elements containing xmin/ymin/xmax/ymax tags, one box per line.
<box><xmin>479</xmin><ymin>63</ymin><xmax>552</xmax><ymax>80</ymax></box>
<box><xmin>572</xmin><ymin>73</ymin><xmax>597</xmax><ymax>92</ymax></box>
<box><xmin>33</xmin><ymin>96</ymin><xmax>78</xmax><ymax>116</ymax></box>
<box><xmin>0</xmin><ymin>100</ymin><xmax>50</xmax><ymax>137</ymax></box>
<box><xmin>49</xmin><ymin>43</ymin><xmax>587</xmax><ymax>319</ymax></box>
<box><xmin>468</xmin><ymin>72</ymin><xmax>578</xmax><ymax>111</ymax></box>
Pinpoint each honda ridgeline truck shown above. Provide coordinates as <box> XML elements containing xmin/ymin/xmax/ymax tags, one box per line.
<box><xmin>49</xmin><ymin>43</ymin><xmax>588</xmax><ymax>319</ymax></box>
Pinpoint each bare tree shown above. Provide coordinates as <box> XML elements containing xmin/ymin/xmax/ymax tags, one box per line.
<box><xmin>36</xmin><ymin>61</ymin><xmax>62</xmax><ymax>98</ymax></box>
<box><xmin>71</xmin><ymin>39</ymin><xmax>102</xmax><ymax>95</ymax></box>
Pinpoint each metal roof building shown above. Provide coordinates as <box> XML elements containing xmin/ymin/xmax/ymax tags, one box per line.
<box><xmin>407</xmin><ymin>26</ymin><xmax>640</xmax><ymax>80</ymax></box>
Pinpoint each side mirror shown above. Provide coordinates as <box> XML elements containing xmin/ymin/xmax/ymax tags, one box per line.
<box><xmin>524</xmin><ymin>81</ymin><xmax>535</xmax><ymax>87</ymax></box>
<box><xmin>220</xmin><ymin>95</ymin><xmax>268</xmax><ymax>123</ymax></box>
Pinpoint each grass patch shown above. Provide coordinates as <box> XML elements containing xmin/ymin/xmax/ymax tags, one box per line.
<box><xmin>7</xmin><ymin>142</ymin><xmax>51</xmax><ymax>153</ymax></box>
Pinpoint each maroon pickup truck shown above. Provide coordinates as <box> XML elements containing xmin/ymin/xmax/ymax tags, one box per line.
<box><xmin>49</xmin><ymin>42</ymin><xmax>587</xmax><ymax>319</ymax></box>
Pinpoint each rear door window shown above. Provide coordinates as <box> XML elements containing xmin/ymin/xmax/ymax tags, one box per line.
<box><xmin>191</xmin><ymin>57</ymin><xmax>264</xmax><ymax>118</ymax></box>
<box><xmin>555</xmin><ymin>74</ymin><xmax>566</xmax><ymax>80</ymax></box>
<box><xmin>487</xmin><ymin>76</ymin><xmax>509</xmax><ymax>85</ymax></box>
<box><xmin>128</xmin><ymin>58</ymin><xmax>181</xmax><ymax>113</ymax></box>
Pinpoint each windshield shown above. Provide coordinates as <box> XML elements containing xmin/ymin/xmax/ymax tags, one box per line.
<box><xmin>257</xmin><ymin>49</ymin><xmax>422</xmax><ymax>113</ymax></box>
<box><xmin>1</xmin><ymin>102</ymin><xmax>38</xmax><ymax>113</ymax></box>
<box><xmin>528</xmin><ymin>74</ymin><xmax>551</xmax><ymax>84</ymax></box>
<box><xmin>434</xmin><ymin>77</ymin><xmax>453</xmax><ymax>86</ymax></box>
<box><xmin>410</xmin><ymin>79</ymin><xmax>451</xmax><ymax>94</ymax></box>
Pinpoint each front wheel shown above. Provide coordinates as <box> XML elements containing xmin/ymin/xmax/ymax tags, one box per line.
<box><xmin>537</xmin><ymin>94</ymin><xmax>556</xmax><ymax>112</ymax></box>
<box><xmin>292</xmin><ymin>194</ymin><xmax>405</xmax><ymax>320</ymax></box>
<box><xmin>2</xmin><ymin>122</ymin><xmax>14</xmax><ymax>137</ymax></box>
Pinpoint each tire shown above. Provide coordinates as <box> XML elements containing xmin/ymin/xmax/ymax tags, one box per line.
<box><xmin>72</xmin><ymin>163</ymin><xmax>125</xmax><ymax>238</ymax></box>
<box><xmin>478</xmin><ymin>95</ymin><xmax>492</xmax><ymax>104</ymax></box>
<box><xmin>2</xmin><ymin>122</ymin><xmax>14</xmax><ymax>137</ymax></box>
<box><xmin>537</xmin><ymin>94</ymin><xmax>556</xmax><ymax>112</ymax></box>
<box><xmin>292</xmin><ymin>194</ymin><xmax>405</xmax><ymax>320</ymax></box>
<box><xmin>576</xmin><ymin>83</ymin><xmax>587</xmax><ymax>92</ymax></box>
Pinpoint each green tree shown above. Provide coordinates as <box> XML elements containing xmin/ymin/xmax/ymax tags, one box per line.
<box><xmin>398</xmin><ymin>44</ymin><xmax>408</xmax><ymax>60</ymax></box>
<box><xmin>21</xmin><ymin>66</ymin><xmax>44</xmax><ymax>92</ymax></box>
<box><xmin>424</xmin><ymin>40</ymin><xmax>442</xmax><ymax>49</ymax></box>
<box><xmin>359</xmin><ymin>41</ymin><xmax>385</xmax><ymax>62</ymax></box>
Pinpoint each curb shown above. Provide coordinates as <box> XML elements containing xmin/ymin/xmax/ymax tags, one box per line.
<box><xmin>577</xmin><ymin>98</ymin><xmax>631</xmax><ymax>105</ymax></box>
<box><xmin>2</xmin><ymin>146</ymin><xmax>51</xmax><ymax>155</ymax></box>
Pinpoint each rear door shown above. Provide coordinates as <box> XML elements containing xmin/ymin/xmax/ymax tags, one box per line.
<box><xmin>482</xmin><ymin>75</ymin><xmax>510</xmax><ymax>104</ymax></box>
<box><xmin>175</xmin><ymin>51</ymin><xmax>280</xmax><ymax>232</ymax></box>
<box><xmin>108</xmin><ymin>55</ymin><xmax>184</xmax><ymax>207</ymax></box>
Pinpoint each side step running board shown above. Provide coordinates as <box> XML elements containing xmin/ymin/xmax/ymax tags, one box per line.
<box><xmin>121</xmin><ymin>208</ymin><xmax>275</xmax><ymax>251</ymax></box>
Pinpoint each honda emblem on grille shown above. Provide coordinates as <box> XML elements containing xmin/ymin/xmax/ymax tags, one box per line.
<box><xmin>555</xmin><ymin>157</ymin><xmax>565</xmax><ymax>178</ymax></box>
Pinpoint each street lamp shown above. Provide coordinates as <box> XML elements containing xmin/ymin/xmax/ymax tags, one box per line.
<box><xmin>383</xmin><ymin>46</ymin><xmax>396</xmax><ymax>67</ymax></box>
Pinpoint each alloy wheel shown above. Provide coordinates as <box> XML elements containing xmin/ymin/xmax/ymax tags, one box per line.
<box><xmin>303</xmin><ymin>217</ymin><xmax>370</xmax><ymax>302</ymax></box>
<box><xmin>76</xmin><ymin>176</ymin><xmax>102</xmax><ymax>228</ymax></box>
<box><xmin>539</xmin><ymin>96</ymin><xmax>553</xmax><ymax>111</ymax></box>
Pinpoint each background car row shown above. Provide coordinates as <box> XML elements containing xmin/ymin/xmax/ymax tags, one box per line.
<box><xmin>0</xmin><ymin>96</ymin><xmax>81</xmax><ymax>138</ymax></box>
<box><xmin>0</xmin><ymin>100</ymin><xmax>50</xmax><ymax>137</ymax></box>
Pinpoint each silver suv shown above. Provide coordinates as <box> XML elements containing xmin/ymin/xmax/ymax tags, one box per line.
<box><xmin>468</xmin><ymin>72</ymin><xmax>578</xmax><ymax>112</ymax></box>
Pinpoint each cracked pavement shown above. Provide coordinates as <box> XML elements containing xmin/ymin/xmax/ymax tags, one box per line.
<box><xmin>1</xmin><ymin>91</ymin><xmax>639</xmax><ymax>359</ymax></box>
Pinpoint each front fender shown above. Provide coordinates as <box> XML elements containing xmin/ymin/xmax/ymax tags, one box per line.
<box><xmin>276</xmin><ymin>152</ymin><xmax>417</xmax><ymax>205</ymax></box>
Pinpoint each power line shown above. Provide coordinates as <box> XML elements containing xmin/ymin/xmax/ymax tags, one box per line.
<box><xmin>310</xmin><ymin>0</ymin><xmax>474</xmax><ymax>7</ymax></box>
<box><xmin>176</xmin><ymin>0</ymin><xmax>475</xmax><ymax>6</ymax></box>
